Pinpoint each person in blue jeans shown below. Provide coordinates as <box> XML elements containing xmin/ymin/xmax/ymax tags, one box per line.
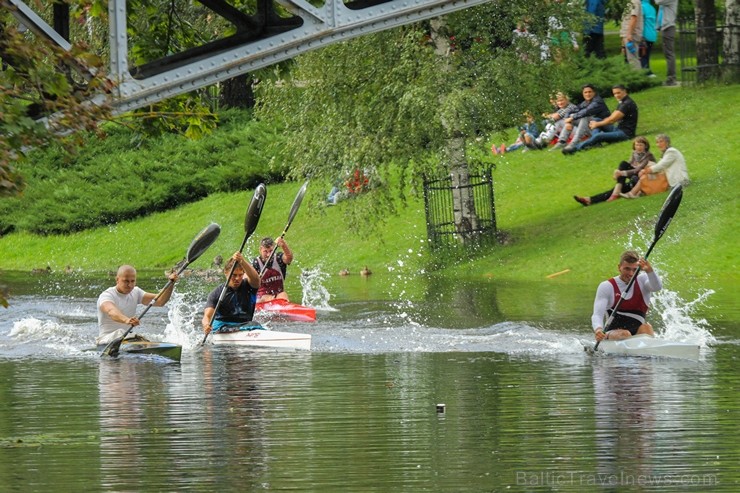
<box><xmin>583</xmin><ymin>0</ymin><xmax>607</xmax><ymax>58</ymax></box>
<box><xmin>563</xmin><ymin>85</ymin><xmax>638</xmax><ymax>154</ymax></box>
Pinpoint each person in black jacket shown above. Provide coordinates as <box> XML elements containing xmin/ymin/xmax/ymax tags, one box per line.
<box><xmin>563</xmin><ymin>85</ymin><xmax>639</xmax><ymax>154</ymax></box>
<box><xmin>551</xmin><ymin>84</ymin><xmax>611</xmax><ymax>151</ymax></box>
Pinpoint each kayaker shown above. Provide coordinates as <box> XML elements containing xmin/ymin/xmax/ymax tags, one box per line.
<box><xmin>592</xmin><ymin>250</ymin><xmax>663</xmax><ymax>342</ymax></box>
<box><xmin>252</xmin><ymin>236</ymin><xmax>293</xmax><ymax>303</ymax></box>
<box><xmin>202</xmin><ymin>251</ymin><xmax>261</xmax><ymax>335</ymax></box>
<box><xmin>97</xmin><ymin>265</ymin><xmax>179</xmax><ymax>345</ymax></box>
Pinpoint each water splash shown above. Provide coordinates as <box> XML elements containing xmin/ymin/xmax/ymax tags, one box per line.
<box><xmin>299</xmin><ymin>266</ymin><xmax>336</xmax><ymax>311</ymax></box>
<box><xmin>623</xmin><ymin>218</ymin><xmax>716</xmax><ymax>346</ymax></box>
<box><xmin>386</xmin><ymin>244</ymin><xmax>427</xmax><ymax>325</ymax></box>
<box><xmin>6</xmin><ymin>317</ymin><xmax>93</xmax><ymax>357</ymax></box>
<box><xmin>164</xmin><ymin>291</ymin><xmax>203</xmax><ymax>350</ymax></box>
<box><xmin>652</xmin><ymin>286</ymin><xmax>716</xmax><ymax>346</ymax></box>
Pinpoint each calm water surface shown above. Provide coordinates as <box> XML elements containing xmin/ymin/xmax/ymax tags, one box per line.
<box><xmin>0</xmin><ymin>271</ymin><xmax>737</xmax><ymax>492</ymax></box>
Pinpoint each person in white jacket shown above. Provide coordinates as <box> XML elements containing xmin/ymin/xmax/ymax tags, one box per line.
<box><xmin>622</xmin><ymin>134</ymin><xmax>688</xmax><ymax>198</ymax></box>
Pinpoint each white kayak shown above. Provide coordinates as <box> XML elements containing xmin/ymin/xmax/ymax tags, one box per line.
<box><xmin>583</xmin><ymin>334</ymin><xmax>700</xmax><ymax>360</ymax></box>
<box><xmin>211</xmin><ymin>326</ymin><xmax>311</xmax><ymax>351</ymax></box>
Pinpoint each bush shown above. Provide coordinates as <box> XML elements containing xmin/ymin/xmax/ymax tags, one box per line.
<box><xmin>0</xmin><ymin>109</ymin><xmax>287</xmax><ymax>235</ymax></box>
<box><xmin>564</xmin><ymin>55</ymin><xmax>662</xmax><ymax>100</ymax></box>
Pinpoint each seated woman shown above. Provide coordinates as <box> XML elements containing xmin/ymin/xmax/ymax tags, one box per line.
<box><xmin>573</xmin><ymin>136</ymin><xmax>654</xmax><ymax>206</ymax></box>
<box><xmin>532</xmin><ymin>91</ymin><xmax>578</xmax><ymax>149</ymax></box>
<box><xmin>621</xmin><ymin>134</ymin><xmax>689</xmax><ymax>198</ymax></box>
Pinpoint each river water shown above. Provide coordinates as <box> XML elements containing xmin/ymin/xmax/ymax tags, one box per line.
<box><xmin>0</xmin><ymin>269</ymin><xmax>737</xmax><ymax>492</ymax></box>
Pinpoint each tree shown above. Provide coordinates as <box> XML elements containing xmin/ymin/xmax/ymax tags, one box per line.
<box><xmin>725</xmin><ymin>0</ymin><xmax>740</xmax><ymax>82</ymax></box>
<box><xmin>1</xmin><ymin>9</ymin><xmax>111</xmax><ymax>198</ymax></box>
<box><xmin>220</xmin><ymin>73</ymin><xmax>255</xmax><ymax>109</ymax></box>
<box><xmin>256</xmin><ymin>2</ymin><xmax>579</xmax><ymax>235</ymax></box>
<box><xmin>694</xmin><ymin>0</ymin><xmax>720</xmax><ymax>82</ymax></box>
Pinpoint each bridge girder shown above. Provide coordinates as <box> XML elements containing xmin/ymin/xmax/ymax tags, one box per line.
<box><xmin>4</xmin><ymin>0</ymin><xmax>493</xmax><ymax>115</ymax></box>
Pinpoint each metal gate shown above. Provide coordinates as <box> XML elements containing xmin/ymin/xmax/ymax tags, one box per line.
<box><xmin>423</xmin><ymin>169</ymin><xmax>496</xmax><ymax>252</ymax></box>
<box><xmin>678</xmin><ymin>21</ymin><xmax>740</xmax><ymax>84</ymax></box>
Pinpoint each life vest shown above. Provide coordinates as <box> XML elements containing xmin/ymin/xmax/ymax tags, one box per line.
<box><xmin>209</xmin><ymin>280</ymin><xmax>257</xmax><ymax>324</ymax></box>
<box><xmin>253</xmin><ymin>254</ymin><xmax>286</xmax><ymax>296</ymax></box>
<box><xmin>607</xmin><ymin>277</ymin><xmax>649</xmax><ymax>321</ymax></box>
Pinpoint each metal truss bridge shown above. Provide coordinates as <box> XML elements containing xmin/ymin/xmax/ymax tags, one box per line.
<box><xmin>4</xmin><ymin>0</ymin><xmax>491</xmax><ymax>114</ymax></box>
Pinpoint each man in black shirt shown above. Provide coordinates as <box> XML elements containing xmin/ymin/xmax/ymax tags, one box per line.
<box><xmin>563</xmin><ymin>85</ymin><xmax>638</xmax><ymax>154</ymax></box>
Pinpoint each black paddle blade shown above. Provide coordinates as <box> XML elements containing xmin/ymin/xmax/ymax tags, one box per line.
<box><xmin>102</xmin><ymin>224</ymin><xmax>220</xmax><ymax>358</ymax></box>
<box><xmin>186</xmin><ymin>223</ymin><xmax>221</xmax><ymax>264</ymax></box>
<box><xmin>245</xmin><ymin>183</ymin><xmax>267</xmax><ymax>236</ymax></box>
<box><xmin>287</xmin><ymin>181</ymin><xmax>309</xmax><ymax>228</ymax></box>
<box><xmin>654</xmin><ymin>184</ymin><xmax>683</xmax><ymax>242</ymax></box>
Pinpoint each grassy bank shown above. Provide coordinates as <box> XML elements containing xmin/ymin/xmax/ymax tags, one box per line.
<box><xmin>1</xmin><ymin>85</ymin><xmax>738</xmax><ymax>303</ymax></box>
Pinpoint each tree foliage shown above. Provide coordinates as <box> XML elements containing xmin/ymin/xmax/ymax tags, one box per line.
<box><xmin>1</xmin><ymin>9</ymin><xmax>112</xmax><ymax>197</ymax></box>
<box><xmin>255</xmin><ymin>2</ymin><xmax>582</xmax><ymax>227</ymax></box>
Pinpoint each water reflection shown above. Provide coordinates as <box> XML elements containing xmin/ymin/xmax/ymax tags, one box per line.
<box><xmin>98</xmin><ymin>359</ymin><xmax>182</xmax><ymax>490</ymax></box>
<box><xmin>197</xmin><ymin>348</ymin><xmax>269</xmax><ymax>489</ymax></box>
<box><xmin>593</xmin><ymin>357</ymin><xmax>658</xmax><ymax>482</ymax></box>
<box><xmin>590</xmin><ymin>356</ymin><xmax>723</xmax><ymax>489</ymax></box>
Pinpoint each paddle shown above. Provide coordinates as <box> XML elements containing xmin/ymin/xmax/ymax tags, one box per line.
<box><xmin>594</xmin><ymin>184</ymin><xmax>684</xmax><ymax>351</ymax></box>
<box><xmin>200</xmin><ymin>183</ymin><xmax>267</xmax><ymax>345</ymax></box>
<box><xmin>101</xmin><ymin>222</ymin><xmax>221</xmax><ymax>358</ymax></box>
<box><xmin>258</xmin><ymin>181</ymin><xmax>309</xmax><ymax>278</ymax></box>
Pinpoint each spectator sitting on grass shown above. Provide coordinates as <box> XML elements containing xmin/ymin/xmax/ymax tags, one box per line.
<box><xmin>531</xmin><ymin>92</ymin><xmax>578</xmax><ymax>149</ymax></box>
<box><xmin>553</xmin><ymin>83</ymin><xmax>610</xmax><ymax>152</ymax></box>
<box><xmin>573</xmin><ymin>136</ymin><xmax>655</xmax><ymax>206</ymax></box>
<box><xmin>492</xmin><ymin>111</ymin><xmax>540</xmax><ymax>155</ymax></box>
<box><xmin>563</xmin><ymin>85</ymin><xmax>638</xmax><ymax>155</ymax></box>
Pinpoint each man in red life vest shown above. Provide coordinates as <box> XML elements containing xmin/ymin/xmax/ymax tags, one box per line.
<box><xmin>592</xmin><ymin>250</ymin><xmax>663</xmax><ymax>342</ymax></box>
<box><xmin>252</xmin><ymin>236</ymin><xmax>293</xmax><ymax>303</ymax></box>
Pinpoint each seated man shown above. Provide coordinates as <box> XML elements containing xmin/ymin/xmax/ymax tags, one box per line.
<box><xmin>252</xmin><ymin>236</ymin><xmax>293</xmax><ymax>303</ymax></box>
<box><xmin>592</xmin><ymin>250</ymin><xmax>661</xmax><ymax>342</ymax></box>
<box><xmin>553</xmin><ymin>83</ymin><xmax>610</xmax><ymax>151</ymax></box>
<box><xmin>563</xmin><ymin>84</ymin><xmax>638</xmax><ymax>154</ymax></box>
<box><xmin>202</xmin><ymin>252</ymin><xmax>261</xmax><ymax>335</ymax></box>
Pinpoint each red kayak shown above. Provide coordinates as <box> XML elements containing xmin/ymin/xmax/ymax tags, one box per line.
<box><xmin>255</xmin><ymin>299</ymin><xmax>317</xmax><ymax>322</ymax></box>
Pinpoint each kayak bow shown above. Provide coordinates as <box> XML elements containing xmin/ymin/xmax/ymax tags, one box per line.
<box><xmin>584</xmin><ymin>334</ymin><xmax>700</xmax><ymax>360</ymax></box>
<box><xmin>255</xmin><ymin>299</ymin><xmax>317</xmax><ymax>322</ymax></box>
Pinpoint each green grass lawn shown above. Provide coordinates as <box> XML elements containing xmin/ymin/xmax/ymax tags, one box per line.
<box><xmin>1</xmin><ymin>84</ymin><xmax>738</xmax><ymax>307</ymax></box>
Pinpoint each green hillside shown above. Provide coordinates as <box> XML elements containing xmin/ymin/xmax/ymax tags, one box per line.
<box><xmin>0</xmin><ymin>85</ymin><xmax>738</xmax><ymax>305</ymax></box>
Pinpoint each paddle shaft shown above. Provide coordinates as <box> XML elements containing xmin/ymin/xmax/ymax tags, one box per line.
<box><xmin>258</xmin><ymin>182</ymin><xmax>307</xmax><ymax>278</ymax></box>
<box><xmin>201</xmin><ymin>236</ymin><xmax>250</xmax><ymax>345</ymax></box>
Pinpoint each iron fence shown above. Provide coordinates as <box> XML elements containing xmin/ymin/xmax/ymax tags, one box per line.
<box><xmin>422</xmin><ymin>169</ymin><xmax>496</xmax><ymax>252</ymax></box>
<box><xmin>678</xmin><ymin>21</ymin><xmax>740</xmax><ymax>84</ymax></box>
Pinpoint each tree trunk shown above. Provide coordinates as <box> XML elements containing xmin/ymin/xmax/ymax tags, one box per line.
<box><xmin>694</xmin><ymin>0</ymin><xmax>720</xmax><ymax>82</ymax></box>
<box><xmin>219</xmin><ymin>73</ymin><xmax>255</xmax><ymax>109</ymax></box>
<box><xmin>724</xmin><ymin>0</ymin><xmax>740</xmax><ymax>82</ymax></box>
<box><xmin>429</xmin><ymin>20</ymin><xmax>481</xmax><ymax>244</ymax></box>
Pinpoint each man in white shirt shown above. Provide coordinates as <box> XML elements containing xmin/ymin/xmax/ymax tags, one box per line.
<box><xmin>96</xmin><ymin>265</ymin><xmax>178</xmax><ymax>345</ymax></box>
<box><xmin>592</xmin><ymin>250</ymin><xmax>663</xmax><ymax>342</ymax></box>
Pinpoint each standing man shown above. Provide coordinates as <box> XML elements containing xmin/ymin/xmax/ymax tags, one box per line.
<box><xmin>252</xmin><ymin>236</ymin><xmax>293</xmax><ymax>303</ymax></box>
<box><xmin>592</xmin><ymin>250</ymin><xmax>662</xmax><ymax>342</ymax></box>
<box><xmin>563</xmin><ymin>85</ymin><xmax>638</xmax><ymax>154</ymax></box>
<box><xmin>202</xmin><ymin>252</ymin><xmax>261</xmax><ymax>335</ymax></box>
<box><xmin>620</xmin><ymin>0</ymin><xmax>644</xmax><ymax>71</ymax></box>
<box><xmin>655</xmin><ymin>0</ymin><xmax>679</xmax><ymax>86</ymax></box>
<box><xmin>97</xmin><ymin>265</ymin><xmax>178</xmax><ymax>345</ymax></box>
<box><xmin>584</xmin><ymin>0</ymin><xmax>607</xmax><ymax>59</ymax></box>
